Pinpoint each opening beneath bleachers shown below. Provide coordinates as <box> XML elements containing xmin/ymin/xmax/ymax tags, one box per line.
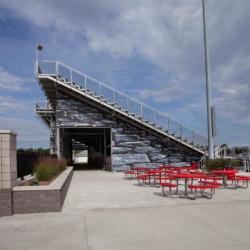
<box><xmin>61</xmin><ymin>127</ymin><xmax>112</xmax><ymax>171</ymax></box>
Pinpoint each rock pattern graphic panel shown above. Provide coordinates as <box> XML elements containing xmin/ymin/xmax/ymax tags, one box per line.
<box><xmin>56</xmin><ymin>93</ymin><xmax>200</xmax><ymax>170</ymax></box>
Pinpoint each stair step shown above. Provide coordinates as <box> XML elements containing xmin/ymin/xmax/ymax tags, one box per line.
<box><xmin>59</xmin><ymin>78</ymin><xmax>67</xmax><ymax>82</ymax></box>
<box><xmin>109</xmin><ymin>102</ymin><xmax>118</xmax><ymax>106</ymax></box>
<box><xmin>96</xmin><ymin>95</ymin><xmax>104</xmax><ymax>99</ymax></box>
<box><xmin>82</xmin><ymin>88</ymin><xmax>90</xmax><ymax>92</ymax></box>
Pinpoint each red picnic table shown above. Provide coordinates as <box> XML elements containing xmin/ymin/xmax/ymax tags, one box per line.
<box><xmin>160</xmin><ymin>166</ymin><xmax>196</xmax><ymax>175</ymax></box>
<box><xmin>146</xmin><ymin>169</ymin><xmax>162</xmax><ymax>185</ymax></box>
<box><xmin>131</xmin><ymin>167</ymin><xmax>148</xmax><ymax>175</ymax></box>
<box><xmin>212</xmin><ymin>169</ymin><xmax>238</xmax><ymax>187</ymax></box>
<box><xmin>172</xmin><ymin>172</ymin><xmax>206</xmax><ymax>197</ymax></box>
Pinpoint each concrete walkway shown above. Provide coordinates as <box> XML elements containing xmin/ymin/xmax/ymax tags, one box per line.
<box><xmin>1</xmin><ymin>170</ymin><xmax>250</xmax><ymax>249</ymax></box>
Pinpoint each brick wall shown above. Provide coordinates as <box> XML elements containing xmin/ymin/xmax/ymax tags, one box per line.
<box><xmin>0</xmin><ymin>130</ymin><xmax>17</xmax><ymax>216</ymax></box>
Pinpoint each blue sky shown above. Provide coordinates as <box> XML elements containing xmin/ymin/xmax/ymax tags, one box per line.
<box><xmin>0</xmin><ymin>0</ymin><xmax>249</xmax><ymax>148</ymax></box>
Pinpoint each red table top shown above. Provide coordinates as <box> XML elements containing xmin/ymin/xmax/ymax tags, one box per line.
<box><xmin>176</xmin><ymin>167</ymin><xmax>196</xmax><ymax>172</ymax></box>
<box><xmin>147</xmin><ymin>169</ymin><xmax>161</xmax><ymax>175</ymax></box>
<box><xmin>212</xmin><ymin>170</ymin><xmax>237</xmax><ymax>175</ymax></box>
<box><xmin>160</xmin><ymin>170</ymin><xmax>175</xmax><ymax>174</ymax></box>
<box><xmin>165</xmin><ymin>166</ymin><xmax>193</xmax><ymax>170</ymax></box>
<box><xmin>172</xmin><ymin>173</ymin><xmax>206</xmax><ymax>179</ymax></box>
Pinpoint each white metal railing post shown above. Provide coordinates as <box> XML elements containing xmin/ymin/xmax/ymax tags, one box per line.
<box><xmin>55</xmin><ymin>62</ymin><xmax>59</xmax><ymax>76</ymax></box>
<box><xmin>140</xmin><ymin>104</ymin><xmax>143</xmax><ymax>117</ymax></box>
<box><xmin>192</xmin><ymin>130</ymin><xmax>195</xmax><ymax>145</ymax></box>
<box><xmin>84</xmin><ymin>76</ymin><xmax>87</xmax><ymax>89</ymax></box>
<box><xmin>70</xmin><ymin>68</ymin><xmax>72</xmax><ymax>82</ymax></box>
<box><xmin>98</xmin><ymin>81</ymin><xmax>101</xmax><ymax>96</ymax></box>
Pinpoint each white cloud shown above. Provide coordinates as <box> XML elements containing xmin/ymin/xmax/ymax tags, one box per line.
<box><xmin>0</xmin><ymin>115</ymin><xmax>49</xmax><ymax>147</ymax></box>
<box><xmin>0</xmin><ymin>66</ymin><xmax>30</xmax><ymax>92</ymax></box>
<box><xmin>0</xmin><ymin>0</ymin><xmax>249</xmax><ymax>142</ymax></box>
<box><xmin>0</xmin><ymin>95</ymin><xmax>48</xmax><ymax>147</ymax></box>
<box><xmin>0</xmin><ymin>96</ymin><xmax>29</xmax><ymax>112</ymax></box>
<box><xmin>140</xmin><ymin>79</ymin><xmax>193</xmax><ymax>103</ymax></box>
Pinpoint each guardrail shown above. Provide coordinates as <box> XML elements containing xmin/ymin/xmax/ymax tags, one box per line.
<box><xmin>37</xmin><ymin>60</ymin><xmax>208</xmax><ymax>150</ymax></box>
<box><xmin>35</xmin><ymin>101</ymin><xmax>53</xmax><ymax>110</ymax></box>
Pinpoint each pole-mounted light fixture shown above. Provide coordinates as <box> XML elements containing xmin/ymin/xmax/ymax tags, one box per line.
<box><xmin>36</xmin><ymin>44</ymin><xmax>44</xmax><ymax>51</ymax></box>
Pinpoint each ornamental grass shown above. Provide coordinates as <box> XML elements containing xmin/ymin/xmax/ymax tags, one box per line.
<box><xmin>34</xmin><ymin>157</ymin><xmax>67</xmax><ymax>182</ymax></box>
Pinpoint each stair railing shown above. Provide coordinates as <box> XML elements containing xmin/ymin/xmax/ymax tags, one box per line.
<box><xmin>198</xmin><ymin>154</ymin><xmax>208</xmax><ymax>172</ymax></box>
<box><xmin>37</xmin><ymin>60</ymin><xmax>208</xmax><ymax>151</ymax></box>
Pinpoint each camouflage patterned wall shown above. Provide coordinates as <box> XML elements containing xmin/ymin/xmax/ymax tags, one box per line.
<box><xmin>55</xmin><ymin>92</ymin><xmax>200</xmax><ymax>171</ymax></box>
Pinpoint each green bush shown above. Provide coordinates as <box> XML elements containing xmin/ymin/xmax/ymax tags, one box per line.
<box><xmin>205</xmin><ymin>158</ymin><xmax>240</xmax><ymax>172</ymax></box>
<box><xmin>34</xmin><ymin>157</ymin><xmax>67</xmax><ymax>182</ymax></box>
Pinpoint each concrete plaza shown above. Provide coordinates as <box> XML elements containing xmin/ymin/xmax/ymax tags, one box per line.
<box><xmin>1</xmin><ymin>170</ymin><xmax>250</xmax><ymax>250</ymax></box>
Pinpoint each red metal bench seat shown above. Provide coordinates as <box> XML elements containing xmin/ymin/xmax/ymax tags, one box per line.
<box><xmin>160</xmin><ymin>182</ymin><xmax>178</xmax><ymax>196</ymax></box>
<box><xmin>188</xmin><ymin>183</ymin><xmax>219</xmax><ymax>199</ymax></box>
<box><xmin>228</xmin><ymin>175</ymin><xmax>250</xmax><ymax>188</ymax></box>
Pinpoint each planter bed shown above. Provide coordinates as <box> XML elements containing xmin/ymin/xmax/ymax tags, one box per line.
<box><xmin>12</xmin><ymin>167</ymin><xmax>73</xmax><ymax>214</ymax></box>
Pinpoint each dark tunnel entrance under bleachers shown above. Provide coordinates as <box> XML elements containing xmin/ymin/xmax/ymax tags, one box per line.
<box><xmin>61</xmin><ymin>128</ymin><xmax>112</xmax><ymax>171</ymax></box>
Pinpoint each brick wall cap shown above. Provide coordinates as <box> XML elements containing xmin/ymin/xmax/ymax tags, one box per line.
<box><xmin>12</xmin><ymin>166</ymin><xmax>73</xmax><ymax>191</ymax></box>
<box><xmin>0</xmin><ymin>130</ymin><xmax>17</xmax><ymax>135</ymax></box>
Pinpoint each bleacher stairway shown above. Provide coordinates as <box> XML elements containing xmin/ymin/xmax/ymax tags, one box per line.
<box><xmin>36</xmin><ymin>61</ymin><xmax>207</xmax><ymax>167</ymax></box>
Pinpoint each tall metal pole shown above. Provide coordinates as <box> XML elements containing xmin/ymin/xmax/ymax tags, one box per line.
<box><xmin>202</xmin><ymin>0</ymin><xmax>214</xmax><ymax>159</ymax></box>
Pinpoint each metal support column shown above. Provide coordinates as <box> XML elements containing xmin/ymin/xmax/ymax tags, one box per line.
<box><xmin>56</xmin><ymin>127</ymin><xmax>61</xmax><ymax>158</ymax></box>
<box><xmin>103</xmin><ymin>128</ymin><xmax>107</xmax><ymax>170</ymax></box>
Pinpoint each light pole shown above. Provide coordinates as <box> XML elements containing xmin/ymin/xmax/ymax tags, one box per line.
<box><xmin>202</xmin><ymin>0</ymin><xmax>214</xmax><ymax>159</ymax></box>
<box><xmin>35</xmin><ymin>44</ymin><xmax>43</xmax><ymax>75</ymax></box>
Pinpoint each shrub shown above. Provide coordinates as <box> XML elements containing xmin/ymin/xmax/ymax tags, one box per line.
<box><xmin>34</xmin><ymin>157</ymin><xmax>67</xmax><ymax>182</ymax></box>
<box><xmin>205</xmin><ymin>158</ymin><xmax>240</xmax><ymax>172</ymax></box>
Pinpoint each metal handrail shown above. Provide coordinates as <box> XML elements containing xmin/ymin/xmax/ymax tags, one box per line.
<box><xmin>35</xmin><ymin>101</ymin><xmax>53</xmax><ymax>110</ymax></box>
<box><xmin>36</xmin><ymin>60</ymin><xmax>208</xmax><ymax>150</ymax></box>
